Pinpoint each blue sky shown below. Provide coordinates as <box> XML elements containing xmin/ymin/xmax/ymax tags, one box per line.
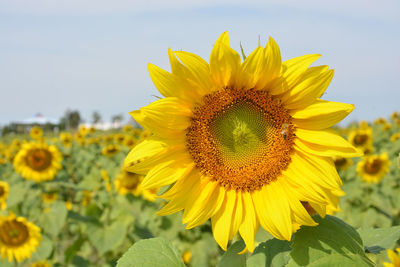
<box><xmin>0</xmin><ymin>0</ymin><xmax>399</xmax><ymax>125</ymax></box>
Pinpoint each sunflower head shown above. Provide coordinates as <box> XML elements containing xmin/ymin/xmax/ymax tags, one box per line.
<box><xmin>59</xmin><ymin>132</ymin><xmax>73</xmax><ymax>147</ymax></box>
<box><xmin>348</xmin><ymin>127</ymin><xmax>373</xmax><ymax>154</ymax></box>
<box><xmin>123</xmin><ymin>124</ymin><xmax>133</xmax><ymax>133</ymax></box>
<box><xmin>101</xmin><ymin>144</ymin><xmax>121</xmax><ymax>157</ymax></box>
<box><xmin>357</xmin><ymin>152</ymin><xmax>391</xmax><ymax>183</ymax></box>
<box><xmin>123</xmin><ymin>136</ymin><xmax>137</xmax><ymax>149</ymax></box>
<box><xmin>125</xmin><ymin>32</ymin><xmax>360</xmax><ymax>252</ymax></box>
<box><xmin>0</xmin><ymin>181</ymin><xmax>9</xmax><ymax>210</ymax></box>
<box><xmin>29</xmin><ymin>126</ymin><xmax>43</xmax><ymax>140</ymax></box>
<box><xmin>114</xmin><ymin>134</ymin><xmax>126</xmax><ymax>144</ymax></box>
<box><xmin>334</xmin><ymin>156</ymin><xmax>353</xmax><ymax>171</ymax></box>
<box><xmin>391</xmin><ymin>133</ymin><xmax>400</xmax><ymax>143</ymax></box>
<box><xmin>0</xmin><ymin>213</ymin><xmax>41</xmax><ymax>263</ymax></box>
<box><xmin>42</xmin><ymin>192</ymin><xmax>58</xmax><ymax>204</ymax></box>
<box><xmin>13</xmin><ymin>142</ymin><xmax>63</xmax><ymax>183</ymax></box>
<box><xmin>114</xmin><ymin>169</ymin><xmax>143</xmax><ymax>196</ymax></box>
<box><xmin>31</xmin><ymin>260</ymin><xmax>51</xmax><ymax>267</ymax></box>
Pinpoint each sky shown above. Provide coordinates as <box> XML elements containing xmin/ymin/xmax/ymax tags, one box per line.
<box><xmin>0</xmin><ymin>0</ymin><xmax>399</xmax><ymax>126</ymax></box>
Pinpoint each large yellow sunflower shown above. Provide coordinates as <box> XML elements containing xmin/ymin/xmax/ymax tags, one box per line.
<box><xmin>357</xmin><ymin>153</ymin><xmax>391</xmax><ymax>183</ymax></box>
<box><xmin>13</xmin><ymin>142</ymin><xmax>63</xmax><ymax>183</ymax></box>
<box><xmin>0</xmin><ymin>181</ymin><xmax>9</xmax><ymax>210</ymax></box>
<box><xmin>0</xmin><ymin>213</ymin><xmax>41</xmax><ymax>263</ymax></box>
<box><xmin>124</xmin><ymin>32</ymin><xmax>360</xmax><ymax>252</ymax></box>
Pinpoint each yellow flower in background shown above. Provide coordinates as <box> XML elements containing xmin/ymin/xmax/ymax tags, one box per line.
<box><xmin>59</xmin><ymin>132</ymin><xmax>73</xmax><ymax>147</ymax></box>
<box><xmin>0</xmin><ymin>158</ymin><xmax>6</xmax><ymax>165</ymax></box>
<box><xmin>65</xmin><ymin>201</ymin><xmax>73</xmax><ymax>211</ymax></box>
<box><xmin>348</xmin><ymin>127</ymin><xmax>373</xmax><ymax>154</ymax></box>
<box><xmin>0</xmin><ymin>181</ymin><xmax>9</xmax><ymax>210</ymax></box>
<box><xmin>384</xmin><ymin>248</ymin><xmax>400</xmax><ymax>267</ymax></box>
<box><xmin>42</xmin><ymin>193</ymin><xmax>57</xmax><ymax>204</ymax></box>
<box><xmin>391</xmin><ymin>111</ymin><xmax>399</xmax><ymax>121</ymax></box>
<box><xmin>114</xmin><ymin>169</ymin><xmax>143</xmax><ymax>196</ymax></box>
<box><xmin>383</xmin><ymin>123</ymin><xmax>392</xmax><ymax>131</ymax></box>
<box><xmin>74</xmin><ymin>132</ymin><xmax>86</xmax><ymax>146</ymax></box>
<box><xmin>78</xmin><ymin>125</ymin><xmax>88</xmax><ymax>136</ymax></box>
<box><xmin>374</xmin><ymin>118</ymin><xmax>387</xmax><ymax>125</ymax></box>
<box><xmin>5</xmin><ymin>139</ymin><xmax>23</xmax><ymax>162</ymax></box>
<box><xmin>333</xmin><ymin>156</ymin><xmax>353</xmax><ymax>171</ymax></box>
<box><xmin>114</xmin><ymin>133</ymin><xmax>126</xmax><ymax>144</ymax></box>
<box><xmin>88</xmin><ymin>126</ymin><xmax>96</xmax><ymax>134</ymax></box>
<box><xmin>103</xmin><ymin>134</ymin><xmax>114</xmax><ymax>143</ymax></box>
<box><xmin>29</xmin><ymin>126</ymin><xmax>43</xmax><ymax>140</ymax></box>
<box><xmin>0</xmin><ymin>213</ymin><xmax>41</xmax><ymax>263</ymax></box>
<box><xmin>125</xmin><ymin>32</ymin><xmax>360</xmax><ymax>252</ymax></box>
<box><xmin>102</xmin><ymin>144</ymin><xmax>121</xmax><ymax>157</ymax></box>
<box><xmin>13</xmin><ymin>142</ymin><xmax>63</xmax><ymax>183</ymax></box>
<box><xmin>123</xmin><ymin>136</ymin><xmax>137</xmax><ymax>149</ymax></box>
<box><xmin>391</xmin><ymin>133</ymin><xmax>400</xmax><ymax>143</ymax></box>
<box><xmin>357</xmin><ymin>153</ymin><xmax>391</xmax><ymax>183</ymax></box>
<box><xmin>31</xmin><ymin>259</ymin><xmax>51</xmax><ymax>267</ymax></box>
<box><xmin>142</xmin><ymin>187</ymin><xmax>159</xmax><ymax>202</ymax></box>
<box><xmin>81</xmin><ymin>191</ymin><xmax>92</xmax><ymax>206</ymax></box>
<box><xmin>182</xmin><ymin>250</ymin><xmax>192</xmax><ymax>265</ymax></box>
<box><xmin>139</xmin><ymin>130</ymin><xmax>151</xmax><ymax>140</ymax></box>
<box><xmin>87</xmin><ymin>137</ymin><xmax>100</xmax><ymax>145</ymax></box>
<box><xmin>122</xmin><ymin>124</ymin><xmax>133</xmax><ymax>133</ymax></box>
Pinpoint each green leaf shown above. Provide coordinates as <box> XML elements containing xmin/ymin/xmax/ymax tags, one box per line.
<box><xmin>40</xmin><ymin>201</ymin><xmax>68</xmax><ymax>236</ymax></box>
<box><xmin>358</xmin><ymin>226</ymin><xmax>400</xmax><ymax>254</ymax></box>
<box><xmin>287</xmin><ymin>215</ymin><xmax>374</xmax><ymax>267</ymax></box>
<box><xmin>87</xmin><ymin>221</ymin><xmax>127</xmax><ymax>254</ymax></box>
<box><xmin>116</xmin><ymin>237</ymin><xmax>185</xmax><ymax>267</ymax></box>
<box><xmin>31</xmin><ymin>235</ymin><xmax>53</xmax><ymax>261</ymax></box>
<box><xmin>65</xmin><ymin>234</ymin><xmax>86</xmax><ymax>264</ymax></box>
<box><xmin>247</xmin><ymin>239</ymin><xmax>291</xmax><ymax>267</ymax></box>
<box><xmin>217</xmin><ymin>240</ymin><xmax>246</xmax><ymax>267</ymax></box>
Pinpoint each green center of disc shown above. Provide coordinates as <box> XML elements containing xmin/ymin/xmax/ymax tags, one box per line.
<box><xmin>211</xmin><ymin>101</ymin><xmax>273</xmax><ymax>167</ymax></box>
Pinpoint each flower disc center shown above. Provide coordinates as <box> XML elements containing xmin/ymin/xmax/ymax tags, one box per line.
<box><xmin>0</xmin><ymin>220</ymin><xmax>29</xmax><ymax>246</ymax></box>
<box><xmin>186</xmin><ymin>88</ymin><xmax>295</xmax><ymax>192</ymax></box>
<box><xmin>26</xmin><ymin>149</ymin><xmax>52</xmax><ymax>171</ymax></box>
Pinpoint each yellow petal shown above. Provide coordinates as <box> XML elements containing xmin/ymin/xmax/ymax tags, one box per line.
<box><xmin>295</xmin><ymin>137</ymin><xmax>362</xmax><ymax>158</ymax></box>
<box><xmin>130</xmin><ymin>97</ymin><xmax>192</xmax><ymax>139</ymax></box>
<box><xmin>174</xmin><ymin>51</ymin><xmax>213</xmax><ymax>95</ymax></box>
<box><xmin>269</xmin><ymin>54</ymin><xmax>321</xmax><ymax>95</ymax></box>
<box><xmin>239</xmin><ymin>192</ymin><xmax>259</xmax><ymax>252</ymax></box>
<box><xmin>209</xmin><ymin>32</ymin><xmax>241</xmax><ymax>88</ymax></box>
<box><xmin>141</xmin><ymin>159</ymin><xmax>194</xmax><ymax>189</ymax></box>
<box><xmin>283</xmin><ymin>67</ymin><xmax>334</xmax><ymax>110</ymax></box>
<box><xmin>239</xmin><ymin>46</ymin><xmax>264</xmax><ymax>89</ymax></box>
<box><xmin>211</xmin><ymin>190</ymin><xmax>235</xmax><ymax>250</ymax></box>
<box><xmin>229</xmin><ymin>192</ymin><xmax>243</xmax><ymax>240</ymax></box>
<box><xmin>291</xmin><ymin>99</ymin><xmax>354</xmax><ymax>130</ymax></box>
<box><xmin>253</xmin><ymin>182</ymin><xmax>292</xmax><ymax>240</ymax></box>
<box><xmin>255</xmin><ymin>36</ymin><xmax>282</xmax><ymax>90</ymax></box>
<box><xmin>296</xmin><ymin>128</ymin><xmax>361</xmax><ymax>156</ymax></box>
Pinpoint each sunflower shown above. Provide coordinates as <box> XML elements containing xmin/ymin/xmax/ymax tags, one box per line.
<box><xmin>42</xmin><ymin>193</ymin><xmax>57</xmax><ymax>204</ymax></box>
<box><xmin>333</xmin><ymin>156</ymin><xmax>353</xmax><ymax>171</ymax></box>
<box><xmin>391</xmin><ymin>133</ymin><xmax>400</xmax><ymax>143</ymax></box>
<box><xmin>0</xmin><ymin>181</ymin><xmax>9</xmax><ymax>210</ymax></box>
<box><xmin>81</xmin><ymin>191</ymin><xmax>92</xmax><ymax>206</ymax></box>
<box><xmin>13</xmin><ymin>142</ymin><xmax>62</xmax><ymax>183</ymax></box>
<box><xmin>357</xmin><ymin>153</ymin><xmax>391</xmax><ymax>183</ymax></box>
<box><xmin>391</xmin><ymin>112</ymin><xmax>399</xmax><ymax>121</ymax></box>
<box><xmin>29</xmin><ymin>126</ymin><xmax>43</xmax><ymax>140</ymax></box>
<box><xmin>59</xmin><ymin>132</ymin><xmax>73</xmax><ymax>147</ymax></box>
<box><xmin>348</xmin><ymin>127</ymin><xmax>373</xmax><ymax>154</ymax></box>
<box><xmin>0</xmin><ymin>213</ymin><xmax>41</xmax><ymax>263</ymax></box>
<box><xmin>114</xmin><ymin>134</ymin><xmax>126</xmax><ymax>144</ymax></box>
<box><xmin>123</xmin><ymin>136</ymin><xmax>137</xmax><ymax>149</ymax></box>
<box><xmin>31</xmin><ymin>260</ymin><xmax>51</xmax><ymax>267</ymax></box>
<box><xmin>384</xmin><ymin>248</ymin><xmax>400</xmax><ymax>267</ymax></box>
<box><xmin>124</xmin><ymin>32</ymin><xmax>360</xmax><ymax>252</ymax></box>
<box><xmin>114</xmin><ymin>169</ymin><xmax>143</xmax><ymax>196</ymax></box>
<box><xmin>123</xmin><ymin>124</ymin><xmax>133</xmax><ymax>133</ymax></box>
<box><xmin>101</xmin><ymin>144</ymin><xmax>121</xmax><ymax>157</ymax></box>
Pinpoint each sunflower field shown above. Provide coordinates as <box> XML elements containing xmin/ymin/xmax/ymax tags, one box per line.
<box><xmin>1</xmin><ymin>33</ymin><xmax>400</xmax><ymax>267</ymax></box>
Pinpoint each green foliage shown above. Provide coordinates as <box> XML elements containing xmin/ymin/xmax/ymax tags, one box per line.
<box><xmin>287</xmin><ymin>215</ymin><xmax>374</xmax><ymax>267</ymax></box>
<box><xmin>117</xmin><ymin>237</ymin><xmax>185</xmax><ymax>267</ymax></box>
<box><xmin>247</xmin><ymin>239</ymin><xmax>291</xmax><ymax>267</ymax></box>
<box><xmin>358</xmin><ymin>226</ymin><xmax>400</xmax><ymax>254</ymax></box>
